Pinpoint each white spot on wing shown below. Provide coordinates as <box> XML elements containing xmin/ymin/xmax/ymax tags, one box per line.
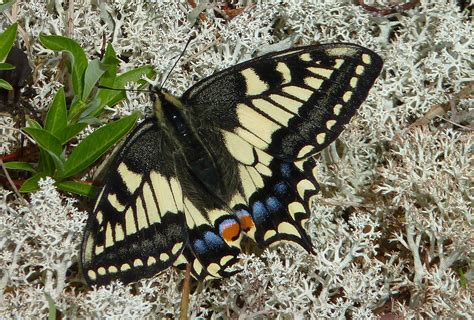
<box><xmin>237</xmin><ymin>103</ymin><xmax>280</xmax><ymax>144</ymax></box>
<box><xmin>350</xmin><ymin>77</ymin><xmax>358</xmax><ymax>88</ymax></box>
<box><xmin>325</xmin><ymin>47</ymin><xmax>357</xmax><ymax>57</ymax></box>
<box><xmin>95</xmin><ymin>245</ymin><xmax>104</xmax><ymax>255</ymax></box>
<box><xmin>87</xmin><ymin>270</ymin><xmax>97</xmax><ymax>280</ymax></box>
<box><xmin>304</xmin><ymin>77</ymin><xmax>324</xmax><ymax>89</ymax></box>
<box><xmin>169</xmin><ymin>178</ymin><xmax>183</xmax><ymax>211</ymax></box>
<box><xmin>343</xmin><ymin>91</ymin><xmax>352</xmax><ymax>102</ymax></box>
<box><xmin>133</xmin><ymin>259</ymin><xmax>143</xmax><ymax>267</ymax></box>
<box><xmin>362</xmin><ymin>53</ymin><xmax>371</xmax><ymax>64</ymax></box>
<box><xmin>105</xmin><ymin>222</ymin><xmax>113</xmax><ymax>248</ymax></box>
<box><xmin>299</xmin><ymin>53</ymin><xmax>312</xmax><ymax>61</ymax></box>
<box><xmin>193</xmin><ymin>259</ymin><xmax>203</xmax><ymax>275</ymax></box>
<box><xmin>263</xmin><ymin>229</ymin><xmax>277</xmax><ymax>241</ymax></box>
<box><xmin>207</xmin><ymin>263</ymin><xmax>220</xmax><ymax>277</ymax></box>
<box><xmin>333</xmin><ymin>104</ymin><xmax>342</xmax><ymax>115</ymax></box>
<box><xmin>235</xmin><ymin>127</ymin><xmax>269</xmax><ymax>150</ymax></box>
<box><xmin>184</xmin><ymin>198</ymin><xmax>208</xmax><ymax>227</ymax></box>
<box><xmin>269</xmin><ymin>94</ymin><xmax>302</xmax><ymax>114</ymax></box>
<box><xmin>98</xmin><ymin>267</ymin><xmax>106</xmax><ymax>276</ymax></box>
<box><xmin>125</xmin><ymin>207</ymin><xmax>137</xmax><ymax>235</ymax></box>
<box><xmin>172</xmin><ymin>242</ymin><xmax>183</xmax><ymax>255</ymax></box>
<box><xmin>239</xmin><ymin>165</ymin><xmax>261</xmax><ymax>200</ymax></box>
<box><xmin>252</xmin><ymin>98</ymin><xmax>293</xmax><ymax>126</ymax></box>
<box><xmin>288</xmin><ymin>201</ymin><xmax>305</xmax><ymax>219</ymax></box>
<box><xmin>254</xmin><ymin>148</ymin><xmax>273</xmax><ymax>166</ymax></box>
<box><xmin>115</xmin><ymin>225</ymin><xmax>124</xmax><ymax>241</ymax></box>
<box><xmin>241</xmin><ymin>68</ymin><xmax>269</xmax><ymax>95</ymax></box>
<box><xmin>255</xmin><ymin>162</ymin><xmax>272</xmax><ymax>176</ymax></box>
<box><xmin>277</xmin><ymin>222</ymin><xmax>300</xmax><ymax>236</ymax></box>
<box><xmin>142</xmin><ymin>182</ymin><xmax>160</xmax><ymax>224</ymax></box>
<box><xmin>334</xmin><ymin>59</ymin><xmax>344</xmax><ymax>69</ymax></box>
<box><xmin>283</xmin><ymin>86</ymin><xmax>313</xmax><ymax>101</ymax></box>
<box><xmin>220</xmin><ymin>255</ymin><xmax>234</xmax><ymax>266</ymax></box>
<box><xmin>316</xmin><ymin>133</ymin><xmax>326</xmax><ymax>144</ymax></box>
<box><xmin>151</xmin><ymin>172</ymin><xmax>177</xmax><ymax>215</ymax></box>
<box><xmin>107</xmin><ymin>193</ymin><xmax>125</xmax><ymax>212</ymax></box>
<box><xmin>326</xmin><ymin>120</ymin><xmax>336</xmax><ymax>129</ymax></box>
<box><xmin>148</xmin><ymin>256</ymin><xmax>157</xmax><ymax>265</ymax></box>
<box><xmin>276</xmin><ymin>62</ymin><xmax>291</xmax><ymax>84</ymax></box>
<box><xmin>297</xmin><ymin>179</ymin><xmax>316</xmax><ymax>199</ymax></box>
<box><xmin>136</xmin><ymin>197</ymin><xmax>149</xmax><ymax>230</ymax></box>
<box><xmin>120</xmin><ymin>263</ymin><xmax>130</xmax><ymax>271</ymax></box>
<box><xmin>297</xmin><ymin>145</ymin><xmax>314</xmax><ymax>158</ymax></box>
<box><xmin>117</xmin><ymin>163</ymin><xmax>142</xmax><ymax>194</ymax></box>
<box><xmin>223</xmin><ymin>130</ymin><xmax>255</xmax><ymax>165</ymax></box>
<box><xmin>356</xmin><ymin>65</ymin><xmax>364</xmax><ymax>75</ymax></box>
<box><xmin>307</xmin><ymin>67</ymin><xmax>333</xmax><ymax>78</ymax></box>
<box><xmin>96</xmin><ymin>211</ymin><xmax>103</xmax><ymax>224</ymax></box>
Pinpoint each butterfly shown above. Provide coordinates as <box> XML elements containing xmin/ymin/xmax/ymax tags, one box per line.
<box><xmin>81</xmin><ymin>43</ymin><xmax>383</xmax><ymax>286</ymax></box>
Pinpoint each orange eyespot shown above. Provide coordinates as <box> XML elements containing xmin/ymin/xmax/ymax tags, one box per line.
<box><xmin>220</xmin><ymin>221</ymin><xmax>241</xmax><ymax>241</ymax></box>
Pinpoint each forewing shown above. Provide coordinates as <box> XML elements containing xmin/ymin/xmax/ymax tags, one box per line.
<box><xmin>182</xmin><ymin>43</ymin><xmax>383</xmax><ymax>161</ymax></box>
<box><xmin>81</xmin><ymin>119</ymin><xmax>187</xmax><ymax>286</ymax></box>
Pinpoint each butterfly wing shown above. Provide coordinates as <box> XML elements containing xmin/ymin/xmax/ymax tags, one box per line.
<box><xmin>183</xmin><ymin>43</ymin><xmax>383</xmax><ymax>160</ymax></box>
<box><xmin>81</xmin><ymin>119</ymin><xmax>190</xmax><ymax>286</ymax></box>
<box><xmin>82</xmin><ymin>118</ymin><xmax>243</xmax><ymax>284</ymax></box>
<box><xmin>182</xmin><ymin>43</ymin><xmax>382</xmax><ymax>250</ymax></box>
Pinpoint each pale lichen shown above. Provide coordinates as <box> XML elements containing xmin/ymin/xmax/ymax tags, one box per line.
<box><xmin>1</xmin><ymin>0</ymin><xmax>472</xmax><ymax>318</ymax></box>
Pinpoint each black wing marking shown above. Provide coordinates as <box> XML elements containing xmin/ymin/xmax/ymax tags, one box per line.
<box><xmin>182</xmin><ymin>43</ymin><xmax>383</xmax><ymax>161</ymax></box>
<box><xmin>82</xmin><ymin>119</ymin><xmax>244</xmax><ymax>284</ymax></box>
<box><xmin>81</xmin><ymin>119</ymin><xmax>188</xmax><ymax>286</ymax></box>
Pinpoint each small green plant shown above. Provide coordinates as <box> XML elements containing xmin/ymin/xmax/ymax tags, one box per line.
<box><xmin>4</xmin><ymin>32</ymin><xmax>155</xmax><ymax>197</ymax></box>
<box><xmin>0</xmin><ymin>23</ymin><xmax>17</xmax><ymax>90</ymax></box>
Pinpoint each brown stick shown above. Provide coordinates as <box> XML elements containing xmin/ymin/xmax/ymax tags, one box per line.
<box><xmin>179</xmin><ymin>263</ymin><xmax>192</xmax><ymax>320</ymax></box>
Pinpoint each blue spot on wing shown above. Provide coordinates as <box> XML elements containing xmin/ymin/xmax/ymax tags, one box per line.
<box><xmin>193</xmin><ymin>239</ymin><xmax>207</xmax><ymax>255</ymax></box>
<box><xmin>252</xmin><ymin>201</ymin><xmax>270</xmax><ymax>224</ymax></box>
<box><xmin>204</xmin><ymin>231</ymin><xmax>225</xmax><ymax>248</ymax></box>
<box><xmin>280</xmin><ymin>163</ymin><xmax>292</xmax><ymax>178</ymax></box>
<box><xmin>266</xmin><ymin>196</ymin><xmax>282</xmax><ymax>212</ymax></box>
<box><xmin>274</xmin><ymin>181</ymin><xmax>289</xmax><ymax>195</ymax></box>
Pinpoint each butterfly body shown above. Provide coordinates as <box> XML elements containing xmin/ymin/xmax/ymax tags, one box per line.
<box><xmin>81</xmin><ymin>43</ymin><xmax>383</xmax><ymax>286</ymax></box>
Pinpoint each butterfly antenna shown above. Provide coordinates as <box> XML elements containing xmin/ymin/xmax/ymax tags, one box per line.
<box><xmin>159</xmin><ymin>33</ymin><xmax>195</xmax><ymax>89</ymax></box>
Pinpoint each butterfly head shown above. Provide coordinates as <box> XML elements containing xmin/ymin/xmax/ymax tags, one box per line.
<box><xmin>150</xmin><ymin>86</ymin><xmax>184</xmax><ymax>124</ymax></box>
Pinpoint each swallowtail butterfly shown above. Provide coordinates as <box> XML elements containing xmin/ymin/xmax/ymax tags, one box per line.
<box><xmin>81</xmin><ymin>43</ymin><xmax>383</xmax><ymax>286</ymax></box>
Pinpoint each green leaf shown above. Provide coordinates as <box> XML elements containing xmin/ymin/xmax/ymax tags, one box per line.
<box><xmin>99</xmin><ymin>43</ymin><xmax>120</xmax><ymax>87</ymax></box>
<box><xmin>68</xmin><ymin>98</ymin><xmax>86</xmax><ymax>122</ymax></box>
<box><xmin>39</xmin><ymin>34</ymin><xmax>88</xmax><ymax>96</ymax></box>
<box><xmin>56</xmin><ymin>180</ymin><xmax>98</xmax><ymax>197</ymax></box>
<box><xmin>0</xmin><ymin>0</ymin><xmax>17</xmax><ymax>13</ymax></box>
<box><xmin>19</xmin><ymin>173</ymin><xmax>46</xmax><ymax>192</ymax></box>
<box><xmin>3</xmin><ymin>161</ymin><xmax>36</xmax><ymax>172</ymax></box>
<box><xmin>23</xmin><ymin>127</ymin><xmax>65</xmax><ymax>174</ymax></box>
<box><xmin>44</xmin><ymin>292</ymin><xmax>57</xmax><ymax>320</ymax></box>
<box><xmin>37</xmin><ymin>149</ymin><xmax>55</xmax><ymax>176</ymax></box>
<box><xmin>90</xmin><ymin>65</ymin><xmax>154</xmax><ymax>117</ymax></box>
<box><xmin>0</xmin><ymin>23</ymin><xmax>17</xmax><ymax>62</ymax></box>
<box><xmin>0</xmin><ymin>79</ymin><xmax>13</xmax><ymax>90</ymax></box>
<box><xmin>82</xmin><ymin>59</ymin><xmax>106</xmax><ymax>100</ymax></box>
<box><xmin>27</xmin><ymin>118</ymin><xmax>43</xmax><ymax>129</ymax></box>
<box><xmin>61</xmin><ymin>122</ymin><xmax>87</xmax><ymax>144</ymax></box>
<box><xmin>23</xmin><ymin>127</ymin><xmax>63</xmax><ymax>156</ymax></box>
<box><xmin>44</xmin><ymin>88</ymin><xmax>67</xmax><ymax>139</ymax></box>
<box><xmin>0</xmin><ymin>62</ymin><xmax>15</xmax><ymax>70</ymax></box>
<box><xmin>60</xmin><ymin>113</ymin><xmax>138</xmax><ymax>179</ymax></box>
